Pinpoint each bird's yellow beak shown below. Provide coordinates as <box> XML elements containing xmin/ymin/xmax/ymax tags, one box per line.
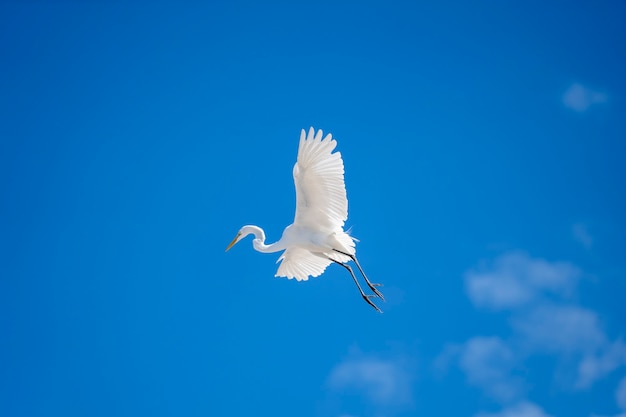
<box><xmin>225</xmin><ymin>232</ymin><xmax>242</xmax><ymax>252</ymax></box>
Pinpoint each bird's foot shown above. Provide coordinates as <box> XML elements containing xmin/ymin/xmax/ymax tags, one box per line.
<box><xmin>362</xmin><ymin>294</ymin><xmax>383</xmax><ymax>313</ymax></box>
<box><xmin>368</xmin><ymin>283</ymin><xmax>385</xmax><ymax>301</ymax></box>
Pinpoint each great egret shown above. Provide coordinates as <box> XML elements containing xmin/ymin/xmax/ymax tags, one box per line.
<box><xmin>226</xmin><ymin>127</ymin><xmax>384</xmax><ymax>312</ymax></box>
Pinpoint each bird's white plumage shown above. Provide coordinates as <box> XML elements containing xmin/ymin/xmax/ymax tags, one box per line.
<box><xmin>274</xmin><ymin>127</ymin><xmax>355</xmax><ymax>281</ymax></box>
<box><xmin>276</xmin><ymin>248</ymin><xmax>331</xmax><ymax>280</ymax></box>
<box><xmin>293</xmin><ymin>128</ymin><xmax>348</xmax><ymax>232</ymax></box>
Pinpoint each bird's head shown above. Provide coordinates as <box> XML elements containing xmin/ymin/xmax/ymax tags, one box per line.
<box><xmin>225</xmin><ymin>225</ymin><xmax>264</xmax><ymax>251</ymax></box>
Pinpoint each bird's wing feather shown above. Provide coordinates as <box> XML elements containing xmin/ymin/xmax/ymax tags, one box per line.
<box><xmin>275</xmin><ymin>248</ymin><xmax>332</xmax><ymax>281</ymax></box>
<box><xmin>293</xmin><ymin>127</ymin><xmax>348</xmax><ymax>232</ymax></box>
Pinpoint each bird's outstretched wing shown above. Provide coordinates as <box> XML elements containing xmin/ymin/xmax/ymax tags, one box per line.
<box><xmin>275</xmin><ymin>248</ymin><xmax>332</xmax><ymax>281</ymax></box>
<box><xmin>292</xmin><ymin>127</ymin><xmax>348</xmax><ymax>232</ymax></box>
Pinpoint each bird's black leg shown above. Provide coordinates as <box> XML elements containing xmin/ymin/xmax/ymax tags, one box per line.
<box><xmin>331</xmin><ymin>259</ymin><xmax>382</xmax><ymax>313</ymax></box>
<box><xmin>333</xmin><ymin>250</ymin><xmax>384</xmax><ymax>301</ymax></box>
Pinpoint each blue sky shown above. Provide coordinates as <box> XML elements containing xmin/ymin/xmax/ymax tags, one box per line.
<box><xmin>1</xmin><ymin>1</ymin><xmax>625</xmax><ymax>416</ymax></box>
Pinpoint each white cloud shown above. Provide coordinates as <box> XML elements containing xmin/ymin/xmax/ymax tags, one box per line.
<box><xmin>562</xmin><ymin>82</ymin><xmax>608</xmax><ymax>112</ymax></box>
<box><xmin>327</xmin><ymin>355</ymin><xmax>413</xmax><ymax>406</ymax></box>
<box><xmin>456</xmin><ymin>337</ymin><xmax>522</xmax><ymax>402</ymax></box>
<box><xmin>465</xmin><ymin>252</ymin><xmax>580</xmax><ymax>310</ymax></box>
<box><xmin>572</xmin><ymin>223</ymin><xmax>593</xmax><ymax>249</ymax></box>
<box><xmin>513</xmin><ymin>305</ymin><xmax>606</xmax><ymax>355</ymax></box>
<box><xmin>466</xmin><ymin>270</ymin><xmax>533</xmax><ymax>310</ymax></box>
<box><xmin>617</xmin><ymin>376</ymin><xmax>626</xmax><ymax>410</ymax></box>
<box><xmin>476</xmin><ymin>402</ymin><xmax>554</xmax><ymax>417</ymax></box>
<box><xmin>442</xmin><ymin>251</ymin><xmax>625</xmax><ymax>417</ymax></box>
<box><xmin>577</xmin><ymin>342</ymin><xmax>626</xmax><ymax>388</ymax></box>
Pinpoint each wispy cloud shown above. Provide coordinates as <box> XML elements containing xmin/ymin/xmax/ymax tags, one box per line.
<box><xmin>572</xmin><ymin>223</ymin><xmax>593</xmax><ymax>249</ymax></box>
<box><xmin>456</xmin><ymin>337</ymin><xmax>522</xmax><ymax>402</ymax></box>
<box><xmin>618</xmin><ymin>376</ymin><xmax>626</xmax><ymax>410</ymax></box>
<box><xmin>475</xmin><ymin>402</ymin><xmax>554</xmax><ymax>417</ymax></box>
<box><xmin>512</xmin><ymin>304</ymin><xmax>606</xmax><ymax>355</ymax></box>
<box><xmin>577</xmin><ymin>342</ymin><xmax>626</xmax><ymax>388</ymax></box>
<box><xmin>327</xmin><ymin>354</ymin><xmax>413</xmax><ymax>407</ymax></box>
<box><xmin>446</xmin><ymin>251</ymin><xmax>626</xmax><ymax>416</ymax></box>
<box><xmin>562</xmin><ymin>82</ymin><xmax>608</xmax><ymax>112</ymax></box>
<box><xmin>464</xmin><ymin>252</ymin><xmax>580</xmax><ymax>310</ymax></box>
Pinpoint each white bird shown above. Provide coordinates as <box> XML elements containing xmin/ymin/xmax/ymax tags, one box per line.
<box><xmin>226</xmin><ymin>127</ymin><xmax>384</xmax><ymax>312</ymax></box>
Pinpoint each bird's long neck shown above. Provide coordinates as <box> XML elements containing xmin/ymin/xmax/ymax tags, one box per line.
<box><xmin>242</xmin><ymin>225</ymin><xmax>286</xmax><ymax>253</ymax></box>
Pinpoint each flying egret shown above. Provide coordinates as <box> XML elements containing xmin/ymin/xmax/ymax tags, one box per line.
<box><xmin>226</xmin><ymin>127</ymin><xmax>384</xmax><ymax>312</ymax></box>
